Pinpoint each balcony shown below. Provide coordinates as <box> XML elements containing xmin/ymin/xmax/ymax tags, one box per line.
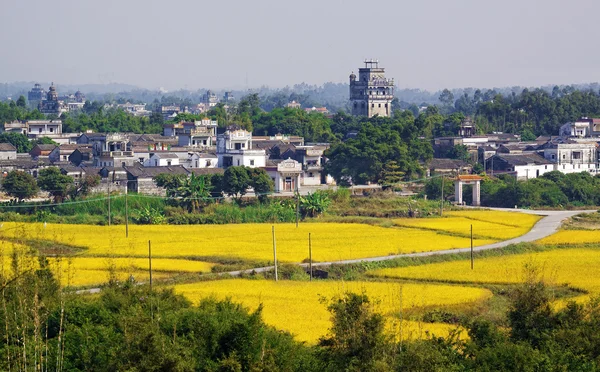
<box><xmin>304</xmin><ymin>163</ymin><xmax>322</xmax><ymax>171</ymax></box>
<box><xmin>101</xmin><ymin>151</ymin><xmax>134</xmax><ymax>157</ymax></box>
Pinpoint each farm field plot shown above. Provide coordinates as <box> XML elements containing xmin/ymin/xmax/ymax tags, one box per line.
<box><xmin>174</xmin><ymin>279</ymin><xmax>492</xmax><ymax>343</ymax></box>
<box><xmin>537</xmin><ymin>229</ymin><xmax>600</xmax><ymax>246</ymax></box>
<box><xmin>444</xmin><ymin>210</ymin><xmax>540</xmax><ymax>227</ymax></box>
<box><xmin>47</xmin><ymin>257</ymin><xmax>213</xmax><ymax>287</ymax></box>
<box><xmin>394</xmin><ymin>210</ymin><xmax>540</xmax><ymax>240</ymax></box>
<box><xmin>369</xmin><ymin>248</ymin><xmax>600</xmax><ymax>296</ymax></box>
<box><xmin>0</xmin><ymin>221</ymin><xmax>497</xmax><ymax>264</ymax></box>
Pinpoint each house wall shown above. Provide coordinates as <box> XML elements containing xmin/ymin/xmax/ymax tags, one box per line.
<box><xmin>301</xmin><ymin>171</ymin><xmax>321</xmax><ymax>186</ymax></box>
<box><xmin>0</xmin><ymin>150</ymin><xmax>17</xmax><ymax>160</ymax></box>
<box><xmin>514</xmin><ymin>164</ymin><xmax>554</xmax><ymax>180</ymax></box>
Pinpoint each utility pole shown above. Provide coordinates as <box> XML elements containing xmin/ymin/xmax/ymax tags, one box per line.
<box><xmin>440</xmin><ymin>176</ymin><xmax>444</xmax><ymax>216</ymax></box>
<box><xmin>148</xmin><ymin>240</ymin><xmax>153</xmax><ymax>290</ymax></box>
<box><xmin>107</xmin><ymin>178</ymin><xmax>111</xmax><ymax>226</ymax></box>
<box><xmin>125</xmin><ymin>191</ymin><xmax>129</xmax><ymax>238</ymax></box>
<box><xmin>470</xmin><ymin>224</ymin><xmax>474</xmax><ymax>270</ymax></box>
<box><xmin>295</xmin><ymin>176</ymin><xmax>300</xmax><ymax>228</ymax></box>
<box><xmin>272</xmin><ymin>226</ymin><xmax>278</xmax><ymax>281</ymax></box>
<box><xmin>309</xmin><ymin>233</ymin><xmax>313</xmax><ymax>281</ymax></box>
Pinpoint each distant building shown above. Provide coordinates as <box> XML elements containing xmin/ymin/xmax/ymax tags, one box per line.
<box><xmin>285</xmin><ymin>101</ymin><xmax>301</xmax><ymax>109</ymax></box>
<box><xmin>559</xmin><ymin>117</ymin><xmax>600</xmax><ymax>138</ymax></box>
<box><xmin>163</xmin><ymin>119</ymin><xmax>218</xmax><ymax>148</ymax></box>
<box><xmin>349</xmin><ymin>59</ymin><xmax>394</xmax><ymax>117</ymax></box>
<box><xmin>223</xmin><ymin>91</ymin><xmax>234</xmax><ymax>103</ymax></box>
<box><xmin>304</xmin><ymin>107</ymin><xmax>329</xmax><ymax>115</ymax></box>
<box><xmin>27</xmin><ymin>83</ymin><xmax>45</xmax><ymax>110</ymax></box>
<box><xmin>216</xmin><ymin>128</ymin><xmax>266</xmax><ymax>168</ymax></box>
<box><xmin>38</xmin><ymin>83</ymin><xmax>61</xmax><ymax>115</ymax></box>
<box><xmin>203</xmin><ymin>90</ymin><xmax>218</xmax><ymax>108</ymax></box>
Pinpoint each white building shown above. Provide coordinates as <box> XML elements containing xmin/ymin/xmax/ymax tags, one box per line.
<box><xmin>265</xmin><ymin>158</ymin><xmax>303</xmax><ymax>192</ymax></box>
<box><xmin>486</xmin><ymin>153</ymin><xmax>554</xmax><ymax>180</ymax></box>
<box><xmin>188</xmin><ymin>152</ymin><xmax>218</xmax><ymax>168</ymax></box>
<box><xmin>216</xmin><ymin>129</ymin><xmax>266</xmax><ymax>168</ymax></box>
<box><xmin>148</xmin><ymin>153</ymin><xmax>180</xmax><ymax>167</ymax></box>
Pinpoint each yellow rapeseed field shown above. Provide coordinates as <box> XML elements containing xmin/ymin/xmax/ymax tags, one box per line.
<box><xmin>174</xmin><ymin>279</ymin><xmax>492</xmax><ymax>343</ymax></box>
<box><xmin>47</xmin><ymin>257</ymin><xmax>213</xmax><ymax>287</ymax></box>
<box><xmin>445</xmin><ymin>210</ymin><xmax>540</xmax><ymax>228</ymax></box>
<box><xmin>537</xmin><ymin>230</ymin><xmax>600</xmax><ymax>246</ymax></box>
<box><xmin>395</xmin><ymin>210</ymin><xmax>540</xmax><ymax>240</ymax></box>
<box><xmin>0</xmin><ymin>222</ymin><xmax>497</xmax><ymax>263</ymax></box>
<box><xmin>369</xmin><ymin>248</ymin><xmax>600</xmax><ymax>296</ymax></box>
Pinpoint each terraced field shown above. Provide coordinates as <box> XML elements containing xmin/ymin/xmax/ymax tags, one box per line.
<box><xmin>174</xmin><ymin>279</ymin><xmax>492</xmax><ymax>343</ymax></box>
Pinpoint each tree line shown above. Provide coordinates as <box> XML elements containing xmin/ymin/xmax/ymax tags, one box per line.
<box><xmin>425</xmin><ymin>170</ymin><xmax>600</xmax><ymax>208</ymax></box>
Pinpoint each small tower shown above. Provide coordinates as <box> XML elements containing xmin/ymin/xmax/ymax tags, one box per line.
<box><xmin>349</xmin><ymin>60</ymin><xmax>394</xmax><ymax>117</ymax></box>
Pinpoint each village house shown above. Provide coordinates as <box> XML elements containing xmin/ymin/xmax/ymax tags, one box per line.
<box><xmin>216</xmin><ymin>128</ymin><xmax>266</xmax><ymax>168</ymax></box>
<box><xmin>163</xmin><ymin>119</ymin><xmax>218</xmax><ymax>148</ymax></box>
<box><xmin>187</xmin><ymin>152</ymin><xmax>218</xmax><ymax>168</ymax></box>
<box><xmin>264</xmin><ymin>158</ymin><xmax>303</xmax><ymax>193</ymax></box>
<box><xmin>30</xmin><ymin>144</ymin><xmax>58</xmax><ymax>159</ymax></box>
<box><xmin>486</xmin><ymin>153</ymin><xmax>553</xmax><ymax>180</ymax></box>
<box><xmin>0</xmin><ymin>143</ymin><xmax>17</xmax><ymax>160</ymax></box>
<box><xmin>426</xmin><ymin>158</ymin><xmax>473</xmax><ymax>177</ymax></box>
<box><xmin>148</xmin><ymin>153</ymin><xmax>180</xmax><ymax>167</ymax></box>
<box><xmin>68</xmin><ymin>147</ymin><xmax>94</xmax><ymax>166</ymax></box>
<box><xmin>124</xmin><ymin>164</ymin><xmax>191</xmax><ymax>195</ymax></box>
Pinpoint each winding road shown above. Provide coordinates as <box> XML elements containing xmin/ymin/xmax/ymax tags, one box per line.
<box><xmin>77</xmin><ymin>207</ymin><xmax>596</xmax><ymax>294</ymax></box>
<box><xmin>227</xmin><ymin>208</ymin><xmax>598</xmax><ymax>276</ymax></box>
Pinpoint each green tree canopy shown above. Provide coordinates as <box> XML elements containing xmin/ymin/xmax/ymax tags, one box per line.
<box><xmin>37</xmin><ymin>167</ymin><xmax>74</xmax><ymax>203</ymax></box>
<box><xmin>1</xmin><ymin>171</ymin><xmax>39</xmax><ymax>201</ymax></box>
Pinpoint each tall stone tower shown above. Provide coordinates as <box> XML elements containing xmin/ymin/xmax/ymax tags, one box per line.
<box><xmin>349</xmin><ymin>60</ymin><xmax>394</xmax><ymax>117</ymax></box>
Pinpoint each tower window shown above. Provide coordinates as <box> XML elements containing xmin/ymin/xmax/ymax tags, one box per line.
<box><xmin>372</xmin><ymin>104</ymin><xmax>375</xmax><ymax>108</ymax></box>
<box><xmin>354</xmin><ymin>102</ymin><xmax>357</xmax><ymax>107</ymax></box>
<box><xmin>378</xmin><ymin>104</ymin><xmax>381</xmax><ymax>108</ymax></box>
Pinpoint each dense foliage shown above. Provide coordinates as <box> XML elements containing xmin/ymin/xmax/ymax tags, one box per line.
<box><xmin>425</xmin><ymin>171</ymin><xmax>600</xmax><ymax>208</ymax></box>
<box><xmin>324</xmin><ymin>111</ymin><xmax>433</xmax><ymax>185</ymax></box>
<box><xmin>4</xmin><ymin>254</ymin><xmax>600</xmax><ymax>371</ymax></box>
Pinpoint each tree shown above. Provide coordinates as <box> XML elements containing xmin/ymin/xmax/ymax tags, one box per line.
<box><xmin>248</xmin><ymin>168</ymin><xmax>274</xmax><ymax>203</ymax></box>
<box><xmin>2</xmin><ymin>171</ymin><xmax>39</xmax><ymax>201</ymax></box>
<box><xmin>439</xmin><ymin>89</ymin><xmax>455</xmax><ymax>107</ymax></box>
<box><xmin>319</xmin><ymin>292</ymin><xmax>390</xmax><ymax>370</ymax></box>
<box><xmin>16</xmin><ymin>95</ymin><xmax>26</xmax><ymax>108</ymax></box>
<box><xmin>37</xmin><ymin>167</ymin><xmax>74</xmax><ymax>203</ymax></box>
<box><xmin>222</xmin><ymin>166</ymin><xmax>251</xmax><ymax>199</ymax></box>
<box><xmin>299</xmin><ymin>190</ymin><xmax>331</xmax><ymax>218</ymax></box>
<box><xmin>0</xmin><ymin>133</ymin><xmax>33</xmax><ymax>153</ymax></box>
<box><xmin>69</xmin><ymin>174</ymin><xmax>101</xmax><ymax>199</ymax></box>
<box><xmin>33</xmin><ymin>137</ymin><xmax>58</xmax><ymax>145</ymax></box>
<box><xmin>378</xmin><ymin>160</ymin><xmax>405</xmax><ymax>187</ymax></box>
<box><xmin>179</xmin><ymin>173</ymin><xmax>212</xmax><ymax>212</ymax></box>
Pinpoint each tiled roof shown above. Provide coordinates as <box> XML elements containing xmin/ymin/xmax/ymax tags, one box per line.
<box><xmin>0</xmin><ymin>143</ymin><xmax>16</xmax><ymax>151</ymax></box>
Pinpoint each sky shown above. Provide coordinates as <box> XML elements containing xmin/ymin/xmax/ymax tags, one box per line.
<box><xmin>1</xmin><ymin>0</ymin><xmax>598</xmax><ymax>92</ymax></box>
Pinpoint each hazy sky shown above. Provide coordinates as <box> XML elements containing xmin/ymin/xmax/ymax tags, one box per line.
<box><xmin>1</xmin><ymin>0</ymin><xmax>598</xmax><ymax>91</ymax></box>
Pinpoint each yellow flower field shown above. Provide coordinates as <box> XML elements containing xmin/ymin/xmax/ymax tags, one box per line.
<box><xmin>537</xmin><ymin>230</ymin><xmax>600</xmax><ymax>246</ymax></box>
<box><xmin>174</xmin><ymin>279</ymin><xmax>491</xmax><ymax>343</ymax></box>
<box><xmin>0</xmin><ymin>222</ymin><xmax>497</xmax><ymax>263</ymax></box>
<box><xmin>369</xmin><ymin>248</ymin><xmax>600</xmax><ymax>295</ymax></box>
<box><xmin>395</xmin><ymin>210</ymin><xmax>540</xmax><ymax>240</ymax></box>
<box><xmin>47</xmin><ymin>257</ymin><xmax>213</xmax><ymax>287</ymax></box>
<box><xmin>445</xmin><ymin>210</ymin><xmax>541</xmax><ymax>228</ymax></box>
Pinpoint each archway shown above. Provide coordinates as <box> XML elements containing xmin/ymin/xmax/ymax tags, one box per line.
<box><xmin>454</xmin><ymin>175</ymin><xmax>482</xmax><ymax>206</ymax></box>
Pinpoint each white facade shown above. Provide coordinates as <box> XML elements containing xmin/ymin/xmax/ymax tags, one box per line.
<box><xmin>513</xmin><ymin>163</ymin><xmax>555</xmax><ymax>180</ymax></box>
<box><xmin>188</xmin><ymin>153</ymin><xmax>218</xmax><ymax>168</ymax></box>
<box><xmin>148</xmin><ymin>153</ymin><xmax>180</xmax><ymax>167</ymax></box>
<box><xmin>216</xmin><ymin>129</ymin><xmax>266</xmax><ymax>168</ymax></box>
<box><xmin>267</xmin><ymin>158</ymin><xmax>303</xmax><ymax>192</ymax></box>
<box><xmin>27</xmin><ymin>120</ymin><xmax>62</xmax><ymax>136</ymax></box>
